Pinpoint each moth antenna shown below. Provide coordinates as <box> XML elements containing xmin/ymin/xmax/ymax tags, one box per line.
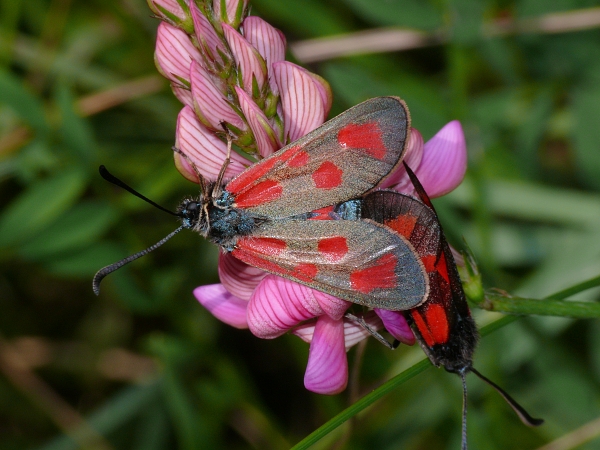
<box><xmin>344</xmin><ymin>313</ymin><xmax>399</xmax><ymax>349</ymax></box>
<box><xmin>92</xmin><ymin>225</ymin><xmax>185</xmax><ymax>295</ymax></box>
<box><xmin>470</xmin><ymin>367</ymin><xmax>544</xmax><ymax>427</ymax></box>
<box><xmin>172</xmin><ymin>146</ymin><xmax>209</xmax><ymax>195</ymax></box>
<box><xmin>460</xmin><ymin>370</ymin><xmax>469</xmax><ymax>450</ymax></box>
<box><xmin>98</xmin><ymin>166</ymin><xmax>178</xmax><ymax>217</ymax></box>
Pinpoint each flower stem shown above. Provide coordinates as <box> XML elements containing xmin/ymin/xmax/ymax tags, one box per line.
<box><xmin>475</xmin><ymin>274</ymin><xmax>600</xmax><ymax>318</ymax></box>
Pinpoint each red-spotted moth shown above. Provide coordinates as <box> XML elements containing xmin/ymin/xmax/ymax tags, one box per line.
<box><xmin>93</xmin><ymin>96</ymin><xmax>542</xmax><ymax>449</ymax></box>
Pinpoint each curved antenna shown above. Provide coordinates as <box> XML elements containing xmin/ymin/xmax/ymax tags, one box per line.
<box><xmin>92</xmin><ymin>225</ymin><xmax>185</xmax><ymax>295</ymax></box>
<box><xmin>471</xmin><ymin>367</ymin><xmax>544</xmax><ymax>427</ymax></box>
<box><xmin>99</xmin><ymin>165</ymin><xmax>179</xmax><ymax>217</ymax></box>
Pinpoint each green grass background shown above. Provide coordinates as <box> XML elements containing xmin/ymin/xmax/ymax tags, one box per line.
<box><xmin>1</xmin><ymin>0</ymin><xmax>600</xmax><ymax>449</ymax></box>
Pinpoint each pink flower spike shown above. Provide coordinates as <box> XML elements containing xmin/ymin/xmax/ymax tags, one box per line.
<box><xmin>213</xmin><ymin>0</ymin><xmax>249</xmax><ymax>27</ymax></box>
<box><xmin>155</xmin><ymin>22</ymin><xmax>201</xmax><ymax>84</ymax></box>
<box><xmin>235</xmin><ymin>87</ymin><xmax>278</xmax><ymax>157</ymax></box>
<box><xmin>148</xmin><ymin>0</ymin><xmax>188</xmax><ymax>23</ymax></box>
<box><xmin>175</xmin><ymin>106</ymin><xmax>248</xmax><ymax>182</ymax></box>
<box><xmin>416</xmin><ymin>120</ymin><xmax>468</xmax><ymax>198</ymax></box>
<box><xmin>312</xmin><ymin>290</ymin><xmax>350</xmax><ymax>321</ymax></box>
<box><xmin>190</xmin><ymin>61</ymin><xmax>245</xmax><ymax>130</ymax></box>
<box><xmin>304</xmin><ymin>315</ymin><xmax>348</xmax><ymax>395</ymax></box>
<box><xmin>218</xmin><ymin>253</ymin><xmax>266</xmax><ymax>301</ymax></box>
<box><xmin>191</xmin><ymin>4</ymin><xmax>226</xmax><ymax>63</ymax></box>
<box><xmin>222</xmin><ymin>23</ymin><xmax>267</xmax><ymax>94</ymax></box>
<box><xmin>273</xmin><ymin>62</ymin><xmax>327</xmax><ymax>143</ymax></box>
<box><xmin>379</xmin><ymin>127</ymin><xmax>424</xmax><ymax>191</ymax></box>
<box><xmin>194</xmin><ymin>284</ymin><xmax>249</xmax><ymax>329</ymax></box>
<box><xmin>247</xmin><ymin>276</ymin><xmax>324</xmax><ymax>339</ymax></box>
<box><xmin>243</xmin><ymin>16</ymin><xmax>286</xmax><ymax>73</ymax></box>
<box><xmin>374</xmin><ymin>309</ymin><xmax>416</xmax><ymax>345</ymax></box>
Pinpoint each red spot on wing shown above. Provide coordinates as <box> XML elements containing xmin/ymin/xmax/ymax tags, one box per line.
<box><xmin>234</xmin><ymin>179</ymin><xmax>283</xmax><ymax>207</ymax></box>
<box><xmin>385</xmin><ymin>214</ymin><xmax>418</xmax><ymax>239</ymax></box>
<box><xmin>318</xmin><ymin>236</ymin><xmax>349</xmax><ymax>262</ymax></box>
<box><xmin>292</xmin><ymin>263</ymin><xmax>318</xmax><ymax>282</ymax></box>
<box><xmin>312</xmin><ymin>161</ymin><xmax>343</xmax><ymax>189</ymax></box>
<box><xmin>421</xmin><ymin>254</ymin><xmax>437</xmax><ymax>273</ymax></box>
<box><xmin>337</xmin><ymin>122</ymin><xmax>387</xmax><ymax>160</ymax></box>
<box><xmin>410</xmin><ymin>303</ymin><xmax>450</xmax><ymax>347</ymax></box>
<box><xmin>350</xmin><ymin>253</ymin><xmax>397</xmax><ymax>294</ymax></box>
<box><xmin>287</xmin><ymin>149</ymin><xmax>310</xmax><ymax>167</ymax></box>
<box><xmin>239</xmin><ymin>237</ymin><xmax>287</xmax><ymax>256</ymax></box>
<box><xmin>227</xmin><ymin>158</ymin><xmax>278</xmax><ymax>194</ymax></box>
<box><xmin>424</xmin><ymin>303</ymin><xmax>450</xmax><ymax>344</ymax></box>
<box><xmin>232</xmin><ymin>246</ymin><xmax>287</xmax><ymax>275</ymax></box>
<box><xmin>436</xmin><ymin>252</ymin><xmax>450</xmax><ymax>284</ymax></box>
<box><xmin>411</xmin><ymin>310</ymin><xmax>435</xmax><ymax>347</ymax></box>
<box><xmin>309</xmin><ymin>206</ymin><xmax>335</xmax><ymax>220</ymax></box>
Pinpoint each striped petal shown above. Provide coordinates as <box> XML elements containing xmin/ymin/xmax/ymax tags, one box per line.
<box><xmin>191</xmin><ymin>61</ymin><xmax>245</xmax><ymax>130</ymax></box>
<box><xmin>236</xmin><ymin>86</ymin><xmax>278</xmax><ymax>157</ymax></box>
<box><xmin>213</xmin><ymin>0</ymin><xmax>249</xmax><ymax>28</ymax></box>
<box><xmin>218</xmin><ymin>252</ymin><xmax>266</xmax><ymax>301</ymax></box>
<box><xmin>148</xmin><ymin>0</ymin><xmax>188</xmax><ymax>23</ymax></box>
<box><xmin>304</xmin><ymin>315</ymin><xmax>347</xmax><ymax>395</ymax></box>
<box><xmin>374</xmin><ymin>309</ymin><xmax>415</xmax><ymax>345</ymax></box>
<box><xmin>243</xmin><ymin>16</ymin><xmax>285</xmax><ymax>91</ymax></box>
<box><xmin>222</xmin><ymin>23</ymin><xmax>267</xmax><ymax>94</ymax></box>
<box><xmin>247</xmin><ymin>275</ymin><xmax>324</xmax><ymax>339</ymax></box>
<box><xmin>175</xmin><ymin>106</ymin><xmax>248</xmax><ymax>182</ymax></box>
<box><xmin>416</xmin><ymin>120</ymin><xmax>467</xmax><ymax>198</ymax></box>
<box><xmin>155</xmin><ymin>22</ymin><xmax>200</xmax><ymax>84</ymax></box>
<box><xmin>191</xmin><ymin>4</ymin><xmax>227</xmax><ymax>63</ymax></box>
<box><xmin>272</xmin><ymin>61</ymin><xmax>327</xmax><ymax>143</ymax></box>
<box><xmin>194</xmin><ymin>283</ymin><xmax>249</xmax><ymax>329</ymax></box>
<box><xmin>293</xmin><ymin>311</ymin><xmax>383</xmax><ymax>350</ymax></box>
<box><xmin>171</xmin><ymin>83</ymin><xmax>193</xmax><ymax>107</ymax></box>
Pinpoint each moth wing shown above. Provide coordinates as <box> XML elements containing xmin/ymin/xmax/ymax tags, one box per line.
<box><xmin>226</xmin><ymin>97</ymin><xmax>410</xmax><ymax>218</ymax></box>
<box><xmin>231</xmin><ymin>219</ymin><xmax>428</xmax><ymax>310</ymax></box>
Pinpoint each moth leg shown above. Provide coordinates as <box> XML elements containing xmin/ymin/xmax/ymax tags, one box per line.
<box><xmin>172</xmin><ymin>146</ymin><xmax>209</xmax><ymax>195</ymax></box>
<box><xmin>345</xmin><ymin>313</ymin><xmax>399</xmax><ymax>350</ymax></box>
<box><xmin>212</xmin><ymin>135</ymin><xmax>232</xmax><ymax>202</ymax></box>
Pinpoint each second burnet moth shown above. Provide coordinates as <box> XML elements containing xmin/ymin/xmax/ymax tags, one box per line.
<box><xmin>94</xmin><ymin>96</ymin><xmax>542</xmax><ymax>449</ymax></box>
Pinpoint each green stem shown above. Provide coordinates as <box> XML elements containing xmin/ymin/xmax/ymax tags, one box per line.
<box><xmin>291</xmin><ymin>274</ymin><xmax>600</xmax><ymax>449</ymax></box>
<box><xmin>475</xmin><ymin>274</ymin><xmax>600</xmax><ymax>318</ymax></box>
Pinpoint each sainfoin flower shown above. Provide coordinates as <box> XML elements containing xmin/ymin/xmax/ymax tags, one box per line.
<box><xmin>150</xmin><ymin>0</ymin><xmax>468</xmax><ymax>394</ymax></box>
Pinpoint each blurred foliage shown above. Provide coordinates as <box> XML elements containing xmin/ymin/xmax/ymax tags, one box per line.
<box><xmin>1</xmin><ymin>0</ymin><xmax>600</xmax><ymax>449</ymax></box>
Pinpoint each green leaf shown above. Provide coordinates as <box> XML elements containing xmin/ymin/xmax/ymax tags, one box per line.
<box><xmin>572</xmin><ymin>79</ymin><xmax>600</xmax><ymax>190</ymax></box>
<box><xmin>44</xmin><ymin>241</ymin><xmax>124</xmax><ymax>277</ymax></box>
<box><xmin>0</xmin><ymin>168</ymin><xmax>86</xmax><ymax>248</ymax></box>
<box><xmin>0</xmin><ymin>70</ymin><xmax>49</xmax><ymax>135</ymax></box>
<box><xmin>19</xmin><ymin>201</ymin><xmax>117</xmax><ymax>259</ymax></box>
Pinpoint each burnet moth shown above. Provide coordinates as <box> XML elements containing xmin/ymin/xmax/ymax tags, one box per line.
<box><xmin>93</xmin><ymin>96</ymin><xmax>542</xmax><ymax>448</ymax></box>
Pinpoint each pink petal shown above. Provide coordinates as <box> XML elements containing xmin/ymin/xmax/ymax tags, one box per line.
<box><xmin>416</xmin><ymin>120</ymin><xmax>467</xmax><ymax>198</ymax></box>
<box><xmin>247</xmin><ymin>276</ymin><xmax>324</xmax><ymax>339</ymax></box>
<box><xmin>190</xmin><ymin>61</ymin><xmax>245</xmax><ymax>130</ymax></box>
<box><xmin>242</xmin><ymin>16</ymin><xmax>286</xmax><ymax>90</ymax></box>
<box><xmin>374</xmin><ymin>309</ymin><xmax>415</xmax><ymax>345</ymax></box>
<box><xmin>148</xmin><ymin>0</ymin><xmax>188</xmax><ymax>22</ymax></box>
<box><xmin>194</xmin><ymin>284</ymin><xmax>249</xmax><ymax>329</ymax></box>
<box><xmin>171</xmin><ymin>83</ymin><xmax>194</xmax><ymax>107</ymax></box>
<box><xmin>235</xmin><ymin>86</ymin><xmax>278</xmax><ymax>157</ymax></box>
<box><xmin>213</xmin><ymin>0</ymin><xmax>249</xmax><ymax>27</ymax></box>
<box><xmin>222</xmin><ymin>23</ymin><xmax>267</xmax><ymax>94</ymax></box>
<box><xmin>175</xmin><ymin>106</ymin><xmax>248</xmax><ymax>182</ymax></box>
<box><xmin>304</xmin><ymin>315</ymin><xmax>348</xmax><ymax>394</ymax></box>
<box><xmin>379</xmin><ymin>127</ymin><xmax>424</xmax><ymax>191</ymax></box>
<box><xmin>312</xmin><ymin>290</ymin><xmax>350</xmax><ymax>321</ymax></box>
<box><xmin>191</xmin><ymin>4</ymin><xmax>227</xmax><ymax>63</ymax></box>
<box><xmin>218</xmin><ymin>252</ymin><xmax>266</xmax><ymax>301</ymax></box>
<box><xmin>155</xmin><ymin>22</ymin><xmax>200</xmax><ymax>84</ymax></box>
<box><xmin>302</xmin><ymin>71</ymin><xmax>332</xmax><ymax>118</ymax></box>
<box><xmin>272</xmin><ymin>61</ymin><xmax>327</xmax><ymax>143</ymax></box>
